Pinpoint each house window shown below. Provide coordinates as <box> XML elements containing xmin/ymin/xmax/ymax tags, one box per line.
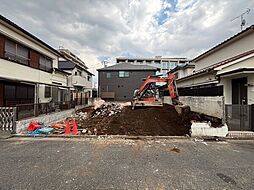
<box><xmin>88</xmin><ymin>75</ymin><xmax>91</xmax><ymax>81</ymax></box>
<box><xmin>162</xmin><ymin>62</ymin><xmax>168</xmax><ymax>69</ymax></box>
<box><xmin>4</xmin><ymin>85</ymin><xmax>16</xmax><ymax>99</ymax></box>
<box><xmin>45</xmin><ymin>86</ymin><xmax>51</xmax><ymax>98</ymax></box>
<box><xmin>39</xmin><ymin>56</ymin><xmax>53</xmax><ymax>72</ymax></box>
<box><xmin>119</xmin><ymin>71</ymin><xmax>129</xmax><ymax>78</ymax></box>
<box><xmin>5</xmin><ymin>39</ymin><xmax>29</xmax><ymax>65</ymax></box>
<box><xmin>75</xmin><ymin>70</ymin><xmax>81</xmax><ymax>76</ymax></box>
<box><xmin>170</xmin><ymin>62</ymin><xmax>177</xmax><ymax>69</ymax></box>
<box><xmin>106</xmin><ymin>73</ymin><xmax>111</xmax><ymax>79</ymax></box>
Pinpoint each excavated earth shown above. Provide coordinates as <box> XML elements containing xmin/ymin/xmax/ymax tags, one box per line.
<box><xmin>76</xmin><ymin>104</ymin><xmax>222</xmax><ymax>136</ymax></box>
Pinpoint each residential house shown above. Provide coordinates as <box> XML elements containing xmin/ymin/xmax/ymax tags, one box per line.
<box><xmin>168</xmin><ymin>63</ymin><xmax>195</xmax><ymax>79</ymax></box>
<box><xmin>116</xmin><ymin>57</ymin><xmax>189</xmax><ymax>76</ymax></box>
<box><xmin>175</xmin><ymin>25</ymin><xmax>254</xmax><ymax>131</ymax></box>
<box><xmin>0</xmin><ymin>15</ymin><xmax>70</xmax><ymax>107</ymax></box>
<box><xmin>58</xmin><ymin>49</ymin><xmax>93</xmax><ymax>105</ymax></box>
<box><xmin>97</xmin><ymin>63</ymin><xmax>158</xmax><ymax>101</ymax></box>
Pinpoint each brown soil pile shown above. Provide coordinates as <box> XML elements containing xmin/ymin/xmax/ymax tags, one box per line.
<box><xmin>77</xmin><ymin>104</ymin><xmax>222</xmax><ymax>136</ymax></box>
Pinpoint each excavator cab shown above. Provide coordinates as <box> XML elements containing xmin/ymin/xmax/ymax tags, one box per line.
<box><xmin>131</xmin><ymin>74</ymin><xmax>180</xmax><ymax>109</ymax></box>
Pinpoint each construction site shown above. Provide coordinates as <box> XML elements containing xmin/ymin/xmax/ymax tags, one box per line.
<box><xmin>22</xmin><ymin>73</ymin><xmax>225</xmax><ymax>137</ymax></box>
<box><xmin>70</xmin><ymin>101</ymin><xmax>222</xmax><ymax>136</ymax></box>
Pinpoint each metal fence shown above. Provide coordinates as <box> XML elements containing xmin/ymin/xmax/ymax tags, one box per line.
<box><xmin>225</xmin><ymin>104</ymin><xmax>254</xmax><ymax>131</ymax></box>
<box><xmin>0</xmin><ymin>107</ymin><xmax>16</xmax><ymax>132</ymax></box>
<box><xmin>16</xmin><ymin>101</ymin><xmax>77</xmax><ymax>120</ymax></box>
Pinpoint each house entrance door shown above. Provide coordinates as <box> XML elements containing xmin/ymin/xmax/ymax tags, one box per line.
<box><xmin>232</xmin><ymin>77</ymin><xmax>247</xmax><ymax>104</ymax></box>
<box><xmin>227</xmin><ymin>77</ymin><xmax>252</xmax><ymax>131</ymax></box>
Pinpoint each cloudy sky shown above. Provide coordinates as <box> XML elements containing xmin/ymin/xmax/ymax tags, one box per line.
<box><xmin>1</xmin><ymin>0</ymin><xmax>254</xmax><ymax>85</ymax></box>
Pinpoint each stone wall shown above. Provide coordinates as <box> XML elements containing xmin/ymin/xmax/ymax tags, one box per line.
<box><xmin>179</xmin><ymin>96</ymin><xmax>224</xmax><ymax>118</ymax></box>
<box><xmin>16</xmin><ymin>109</ymin><xmax>75</xmax><ymax>133</ymax></box>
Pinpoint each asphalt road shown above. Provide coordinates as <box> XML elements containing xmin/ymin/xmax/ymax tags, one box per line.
<box><xmin>0</xmin><ymin>138</ymin><xmax>253</xmax><ymax>190</ymax></box>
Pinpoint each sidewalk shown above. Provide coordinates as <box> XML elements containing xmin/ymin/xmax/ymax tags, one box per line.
<box><xmin>0</xmin><ymin>131</ymin><xmax>12</xmax><ymax>139</ymax></box>
<box><xmin>227</xmin><ymin>131</ymin><xmax>254</xmax><ymax>139</ymax></box>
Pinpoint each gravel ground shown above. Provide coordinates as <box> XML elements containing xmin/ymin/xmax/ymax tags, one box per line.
<box><xmin>0</xmin><ymin>138</ymin><xmax>253</xmax><ymax>190</ymax></box>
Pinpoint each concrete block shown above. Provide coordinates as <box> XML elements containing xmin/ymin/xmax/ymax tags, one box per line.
<box><xmin>179</xmin><ymin>96</ymin><xmax>224</xmax><ymax>118</ymax></box>
<box><xmin>190</xmin><ymin>122</ymin><xmax>228</xmax><ymax>137</ymax></box>
<box><xmin>162</xmin><ymin>96</ymin><xmax>172</xmax><ymax>104</ymax></box>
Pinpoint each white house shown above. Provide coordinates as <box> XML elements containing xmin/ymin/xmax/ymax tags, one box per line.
<box><xmin>0</xmin><ymin>15</ymin><xmax>69</xmax><ymax>107</ymax></box>
<box><xmin>175</xmin><ymin>25</ymin><xmax>254</xmax><ymax>131</ymax></box>
<box><xmin>58</xmin><ymin>49</ymin><xmax>93</xmax><ymax>105</ymax></box>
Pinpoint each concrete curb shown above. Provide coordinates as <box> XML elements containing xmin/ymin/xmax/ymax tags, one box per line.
<box><xmin>9</xmin><ymin>134</ymin><xmax>254</xmax><ymax>140</ymax></box>
<box><xmin>11</xmin><ymin>134</ymin><xmax>189</xmax><ymax>140</ymax></box>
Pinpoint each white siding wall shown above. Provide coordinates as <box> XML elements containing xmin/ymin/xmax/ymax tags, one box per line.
<box><xmin>67</xmin><ymin>67</ymin><xmax>92</xmax><ymax>91</ymax></box>
<box><xmin>218</xmin><ymin>56</ymin><xmax>254</xmax><ymax>105</ymax></box>
<box><xmin>0</xmin><ymin>58</ymin><xmax>53</xmax><ymax>84</ymax></box>
<box><xmin>220</xmin><ymin>74</ymin><xmax>254</xmax><ymax>105</ymax></box>
<box><xmin>0</xmin><ymin>22</ymin><xmax>58</xmax><ymax>67</ymax></box>
<box><xmin>0</xmin><ymin>22</ymin><xmax>69</xmax><ymax>104</ymax></box>
<box><xmin>176</xmin><ymin>72</ymin><xmax>217</xmax><ymax>88</ymax></box>
<box><xmin>194</xmin><ymin>31</ymin><xmax>254</xmax><ymax>71</ymax></box>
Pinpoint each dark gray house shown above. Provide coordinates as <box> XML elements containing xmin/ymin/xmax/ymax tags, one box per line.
<box><xmin>97</xmin><ymin>63</ymin><xmax>158</xmax><ymax>101</ymax></box>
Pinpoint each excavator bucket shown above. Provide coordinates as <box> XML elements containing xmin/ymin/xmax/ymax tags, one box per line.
<box><xmin>131</xmin><ymin>100</ymin><xmax>163</xmax><ymax>109</ymax></box>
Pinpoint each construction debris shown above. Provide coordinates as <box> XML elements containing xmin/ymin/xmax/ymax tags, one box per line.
<box><xmin>75</xmin><ymin>103</ymin><xmax>222</xmax><ymax>136</ymax></box>
<box><xmin>23</xmin><ymin>102</ymin><xmax>223</xmax><ymax>137</ymax></box>
<box><xmin>91</xmin><ymin>102</ymin><xmax>124</xmax><ymax>118</ymax></box>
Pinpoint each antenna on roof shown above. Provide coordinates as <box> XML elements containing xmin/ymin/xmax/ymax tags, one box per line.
<box><xmin>231</xmin><ymin>8</ymin><xmax>251</xmax><ymax>31</ymax></box>
<box><xmin>58</xmin><ymin>45</ymin><xmax>64</xmax><ymax>50</ymax></box>
<box><xmin>101</xmin><ymin>60</ymin><xmax>109</xmax><ymax>68</ymax></box>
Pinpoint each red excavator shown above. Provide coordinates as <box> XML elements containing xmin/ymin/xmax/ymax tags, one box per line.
<box><xmin>131</xmin><ymin>73</ymin><xmax>180</xmax><ymax>109</ymax></box>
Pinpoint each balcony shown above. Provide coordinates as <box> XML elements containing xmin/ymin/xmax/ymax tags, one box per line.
<box><xmin>71</xmin><ymin>75</ymin><xmax>87</xmax><ymax>87</ymax></box>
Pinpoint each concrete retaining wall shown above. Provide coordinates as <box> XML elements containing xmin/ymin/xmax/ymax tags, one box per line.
<box><xmin>179</xmin><ymin>96</ymin><xmax>224</xmax><ymax>118</ymax></box>
<box><xmin>16</xmin><ymin>109</ymin><xmax>75</xmax><ymax>133</ymax></box>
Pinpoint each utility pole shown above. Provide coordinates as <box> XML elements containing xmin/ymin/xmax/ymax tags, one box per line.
<box><xmin>231</xmin><ymin>8</ymin><xmax>251</xmax><ymax>31</ymax></box>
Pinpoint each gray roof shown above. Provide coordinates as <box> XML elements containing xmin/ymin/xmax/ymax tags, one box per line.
<box><xmin>58</xmin><ymin>61</ymin><xmax>76</xmax><ymax>69</ymax></box>
<box><xmin>97</xmin><ymin>63</ymin><xmax>159</xmax><ymax>71</ymax></box>
<box><xmin>168</xmin><ymin>63</ymin><xmax>195</xmax><ymax>73</ymax></box>
<box><xmin>59</xmin><ymin>61</ymin><xmax>94</xmax><ymax>76</ymax></box>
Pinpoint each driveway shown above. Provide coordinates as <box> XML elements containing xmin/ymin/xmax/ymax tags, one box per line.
<box><xmin>0</xmin><ymin>138</ymin><xmax>253</xmax><ymax>190</ymax></box>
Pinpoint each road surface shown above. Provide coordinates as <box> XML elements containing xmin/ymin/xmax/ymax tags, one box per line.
<box><xmin>0</xmin><ymin>137</ymin><xmax>253</xmax><ymax>190</ymax></box>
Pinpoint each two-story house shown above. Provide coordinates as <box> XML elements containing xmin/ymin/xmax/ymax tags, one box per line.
<box><xmin>58</xmin><ymin>49</ymin><xmax>93</xmax><ymax>105</ymax></box>
<box><xmin>0</xmin><ymin>15</ymin><xmax>70</xmax><ymax>107</ymax></box>
<box><xmin>97</xmin><ymin>62</ymin><xmax>158</xmax><ymax>101</ymax></box>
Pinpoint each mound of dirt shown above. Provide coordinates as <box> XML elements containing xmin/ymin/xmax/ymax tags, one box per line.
<box><xmin>76</xmin><ymin>104</ymin><xmax>222</xmax><ymax>136</ymax></box>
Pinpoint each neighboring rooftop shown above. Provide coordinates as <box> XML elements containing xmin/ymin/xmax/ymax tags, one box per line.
<box><xmin>97</xmin><ymin>62</ymin><xmax>159</xmax><ymax>71</ymax></box>
<box><xmin>116</xmin><ymin>57</ymin><xmax>188</xmax><ymax>63</ymax></box>
<box><xmin>178</xmin><ymin>49</ymin><xmax>254</xmax><ymax>81</ymax></box>
<box><xmin>59</xmin><ymin>60</ymin><xmax>94</xmax><ymax>76</ymax></box>
<box><xmin>59</xmin><ymin>48</ymin><xmax>88</xmax><ymax>69</ymax></box>
<box><xmin>168</xmin><ymin>63</ymin><xmax>195</xmax><ymax>73</ymax></box>
<box><xmin>192</xmin><ymin>25</ymin><xmax>254</xmax><ymax>62</ymax></box>
<box><xmin>0</xmin><ymin>14</ymin><xmax>61</xmax><ymax>56</ymax></box>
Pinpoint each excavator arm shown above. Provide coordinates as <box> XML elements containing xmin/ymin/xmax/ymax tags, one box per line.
<box><xmin>132</xmin><ymin>73</ymin><xmax>180</xmax><ymax>109</ymax></box>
